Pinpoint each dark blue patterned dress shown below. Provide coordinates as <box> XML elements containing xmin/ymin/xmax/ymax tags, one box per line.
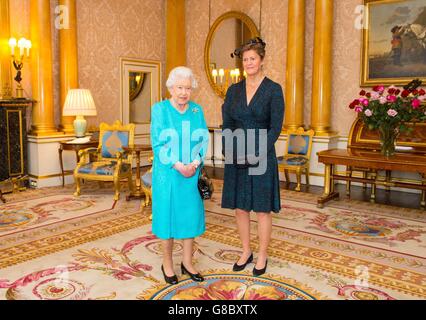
<box><xmin>221</xmin><ymin>77</ymin><xmax>285</xmax><ymax>213</ymax></box>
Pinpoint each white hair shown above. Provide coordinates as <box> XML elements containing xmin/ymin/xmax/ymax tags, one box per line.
<box><xmin>166</xmin><ymin>66</ymin><xmax>198</xmax><ymax>90</ymax></box>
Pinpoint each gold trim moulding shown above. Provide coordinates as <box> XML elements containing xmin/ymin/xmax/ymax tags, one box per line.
<box><xmin>27</xmin><ymin>133</ymin><xmax>92</xmax><ymax>144</ymax></box>
<box><xmin>29</xmin><ymin>171</ymin><xmax>73</xmax><ymax>180</ymax></box>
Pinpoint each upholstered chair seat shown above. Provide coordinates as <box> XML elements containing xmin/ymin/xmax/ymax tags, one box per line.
<box><xmin>77</xmin><ymin>161</ymin><xmax>131</xmax><ymax>176</ymax></box>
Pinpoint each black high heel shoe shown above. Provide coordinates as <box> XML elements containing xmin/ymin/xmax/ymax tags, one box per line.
<box><xmin>181</xmin><ymin>263</ymin><xmax>204</xmax><ymax>282</ymax></box>
<box><xmin>253</xmin><ymin>259</ymin><xmax>268</xmax><ymax>277</ymax></box>
<box><xmin>233</xmin><ymin>253</ymin><xmax>253</xmax><ymax>272</ymax></box>
<box><xmin>161</xmin><ymin>265</ymin><xmax>178</xmax><ymax>285</ymax></box>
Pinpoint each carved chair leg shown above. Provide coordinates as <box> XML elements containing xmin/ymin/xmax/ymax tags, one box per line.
<box><xmin>113</xmin><ymin>179</ymin><xmax>121</xmax><ymax>201</ymax></box>
<box><xmin>74</xmin><ymin>178</ymin><xmax>81</xmax><ymax>197</ymax></box>
<box><xmin>305</xmin><ymin>167</ymin><xmax>310</xmax><ymax>189</ymax></box>
<box><xmin>295</xmin><ymin>170</ymin><xmax>302</xmax><ymax>192</ymax></box>
<box><xmin>284</xmin><ymin>169</ymin><xmax>290</xmax><ymax>186</ymax></box>
<box><xmin>145</xmin><ymin>190</ymin><xmax>151</xmax><ymax>207</ymax></box>
<box><xmin>346</xmin><ymin>166</ymin><xmax>352</xmax><ymax>196</ymax></box>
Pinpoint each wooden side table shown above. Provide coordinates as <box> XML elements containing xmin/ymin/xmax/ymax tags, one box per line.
<box><xmin>124</xmin><ymin>144</ymin><xmax>152</xmax><ymax>201</ymax></box>
<box><xmin>59</xmin><ymin>141</ymin><xmax>99</xmax><ymax>187</ymax></box>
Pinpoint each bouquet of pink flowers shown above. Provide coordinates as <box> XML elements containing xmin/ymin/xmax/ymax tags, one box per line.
<box><xmin>349</xmin><ymin>83</ymin><xmax>426</xmax><ymax>133</ymax></box>
<box><xmin>349</xmin><ymin>81</ymin><xmax>426</xmax><ymax>156</ymax></box>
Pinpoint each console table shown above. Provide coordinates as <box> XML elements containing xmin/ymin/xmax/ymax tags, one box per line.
<box><xmin>317</xmin><ymin>148</ymin><xmax>426</xmax><ymax>209</ymax></box>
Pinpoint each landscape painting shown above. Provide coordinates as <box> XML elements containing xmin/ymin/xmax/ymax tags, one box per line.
<box><xmin>362</xmin><ymin>0</ymin><xmax>426</xmax><ymax>86</ymax></box>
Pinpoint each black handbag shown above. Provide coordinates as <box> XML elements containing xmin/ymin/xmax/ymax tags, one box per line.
<box><xmin>198</xmin><ymin>165</ymin><xmax>214</xmax><ymax>200</ymax></box>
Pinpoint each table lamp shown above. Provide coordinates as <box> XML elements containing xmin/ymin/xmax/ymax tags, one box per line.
<box><xmin>62</xmin><ymin>89</ymin><xmax>97</xmax><ymax>138</ymax></box>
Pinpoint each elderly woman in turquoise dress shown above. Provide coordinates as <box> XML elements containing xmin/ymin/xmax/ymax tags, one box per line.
<box><xmin>150</xmin><ymin>66</ymin><xmax>209</xmax><ymax>284</ymax></box>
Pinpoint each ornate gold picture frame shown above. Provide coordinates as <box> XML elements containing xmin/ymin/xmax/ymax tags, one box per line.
<box><xmin>361</xmin><ymin>0</ymin><xmax>426</xmax><ymax>86</ymax></box>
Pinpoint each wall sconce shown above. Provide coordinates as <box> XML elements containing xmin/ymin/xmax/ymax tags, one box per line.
<box><xmin>211</xmin><ymin>67</ymin><xmax>245</xmax><ymax>96</ymax></box>
<box><xmin>9</xmin><ymin>37</ymin><xmax>31</xmax><ymax>99</ymax></box>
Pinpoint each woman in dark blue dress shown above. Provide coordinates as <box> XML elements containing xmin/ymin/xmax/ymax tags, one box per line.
<box><xmin>221</xmin><ymin>38</ymin><xmax>285</xmax><ymax>276</ymax></box>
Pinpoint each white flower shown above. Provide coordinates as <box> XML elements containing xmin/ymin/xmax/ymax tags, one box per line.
<box><xmin>364</xmin><ymin>109</ymin><xmax>373</xmax><ymax>117</ymax></box>
<box><xmin>387</xmin><ymin>109</ymin><xmax>398</xmax><ymax>117</ymax></box>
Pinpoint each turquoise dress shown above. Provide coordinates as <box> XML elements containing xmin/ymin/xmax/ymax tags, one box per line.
<box><xmin>150</xmin><ymin>100</ymin><xmax>209</xmax><ymax>240</ymax></box>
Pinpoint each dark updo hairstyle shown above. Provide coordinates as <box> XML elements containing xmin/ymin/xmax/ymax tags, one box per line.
<box><xmin>231</xmin><ymin>37</ymin><xmax>266</xmax><ymax>60</ymax></box>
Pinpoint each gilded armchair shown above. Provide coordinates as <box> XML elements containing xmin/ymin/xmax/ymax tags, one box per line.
<box><xmin>278</xmin><ymin>127</ymin><xmax>315</xmax><ymax>192</ymax></box>
<box><xmin>73</xmin><ymin>120</ymin><xmax>135</xmax><ymax>201</ymax></box>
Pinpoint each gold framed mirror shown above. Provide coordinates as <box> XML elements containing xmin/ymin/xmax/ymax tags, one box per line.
<box><xmin>204</xmin><ymin>11</ymin><xmax>260</xmax><ymax>99</ymax></box>
<box><xmin>129</xmin><ymin>72</ymin><xmax>146</xmax><ymax>101</ymax></box>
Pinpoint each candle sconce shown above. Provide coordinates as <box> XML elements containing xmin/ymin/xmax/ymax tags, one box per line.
<box><xmin>211</xmin><ymin>68</ymin><xmax>246</xmax><ymax>97</ymax></box>
<box><xmin>9</xmin><ymin>37</ymin><xmax>31</xmax><ymax>99</ymax></box>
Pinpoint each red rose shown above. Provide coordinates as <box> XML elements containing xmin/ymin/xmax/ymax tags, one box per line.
<box><xmin>401</xmin><ymin>90</ymin><xmax>409</xmax><ymax>98</ymax></box>
<box><xmin>388</xmin><ymin>88</ymin><xmax>395</xmax><ymax>95</ymax></box>
<box><xmin>366</xmin><ymin>92</ymin><xmax>371</xmax><ymax>98</ymax></box>
<box><xmin>413</xmin><ymin>90</ymin><xmax>419</xmax><ymax>95</ymax></box>
<box><xmin>394</xmin><ymin>89</ymin><xmax>401</xmax><ymax>95</ymax></box>
<box><xmin>419</xmin><ymin>89</ymin><xmax>425</xmax><ymax>96</ymax></box>
<box><xmin>359</xmin><ymin>90</ymin><xmax>366</xmax><ymax>96</ymax></box>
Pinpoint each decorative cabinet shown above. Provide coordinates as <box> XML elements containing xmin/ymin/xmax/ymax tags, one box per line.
<box><xmin>0</xmin><ymin>99</ymin><xmax>32</xmax><ymax>182</ymax></box>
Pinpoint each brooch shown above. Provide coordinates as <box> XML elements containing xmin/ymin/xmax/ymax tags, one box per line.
<box><xmin>192</xmin><ymin>108</ymin><xmax>199</xmax><ymax>114</ymax></box>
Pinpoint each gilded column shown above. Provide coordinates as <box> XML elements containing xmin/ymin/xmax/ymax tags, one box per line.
<box><xmin>311</xmin><ymin>0</ymin><xmax>335</xmax><ymax>136</ymax></box>
<box><xmin>30</xmin><ymin>0</ymin><xmax>57</xmax><ymax>135</ymax></box>
<box><xmin>0</xmin><ymin>0</ymin><xmax>12</xmax><ymax>99</ymax></box>
<box><xmin>284</xmin><ymin>0</ymin><xmax>305</xmax><ymax>131</ymax></box>
<box><xmin>166</xmin><ymin>0</ymin><xmax>186</xmax><ymax>84</ymax></box>
<box><xmin>59</xmin><ymin>0</ymin><xmax>78</xmax><ymax>134</ymax></box>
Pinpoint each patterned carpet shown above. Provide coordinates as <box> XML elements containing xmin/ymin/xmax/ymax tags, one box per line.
<box><xmin>0</xmin><ymin>181</ymin><xmax>424</xmax><ymax>300</ymax></box>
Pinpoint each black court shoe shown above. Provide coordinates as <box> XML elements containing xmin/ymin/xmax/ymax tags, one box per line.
<box><xmin>233</xmin><ymin>253</ymin><xmax>254</xmax><ymax>272</ymax></box>
<box><xmin>161</xmin><ymin>265</ymin><xmax>178</xmax><ymax>285</ymax></box>
<box><xmin>181</xmin><ymin>263</ymin><xmax>204</xmax><ymax>282</ymax></box>
<box><xmin>253</xmin><ymin>259</ymin><xmax>268</xmax><ymax>277</ymax></box>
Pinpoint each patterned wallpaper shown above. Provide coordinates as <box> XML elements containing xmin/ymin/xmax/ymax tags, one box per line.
<box><xmin>187</xmin><ymin>0</ymin><xmax>363</xmax><ymax>136</ymax></box>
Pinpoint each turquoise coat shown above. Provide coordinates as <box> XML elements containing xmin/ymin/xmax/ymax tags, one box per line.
<box><xmin>150</xmin><ymin>100</ymin><xmax>209</xmax><ymax>240</ymax></box>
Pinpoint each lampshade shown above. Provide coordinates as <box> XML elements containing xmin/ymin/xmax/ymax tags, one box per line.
<box><xmin>63</xmin><ymin>89</ymin><xmax>97</xmax><ymax>116</ymax></box>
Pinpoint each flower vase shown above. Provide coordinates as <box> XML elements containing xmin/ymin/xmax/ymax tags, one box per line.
<box><xmin>378</xmin><ymin>126</ymin><xmax>398</xmax><ymax>157</ymax></box>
